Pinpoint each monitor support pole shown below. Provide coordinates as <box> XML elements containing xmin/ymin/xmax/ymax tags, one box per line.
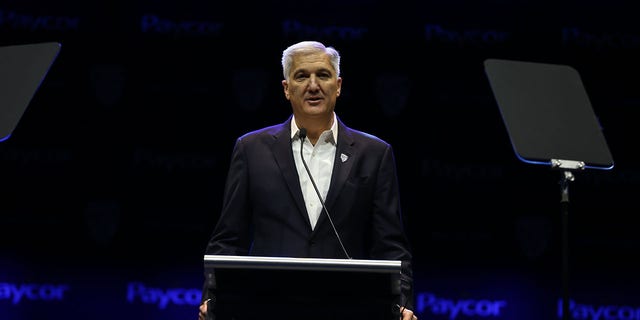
<box><xmin>552</xmin><ymin>159</ymin><xmax>585</xmax><ymax>320</ymax></box>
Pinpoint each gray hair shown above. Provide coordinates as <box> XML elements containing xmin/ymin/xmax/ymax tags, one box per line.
<box><xmin>281</xmin><ymin>41</ymin><xmax>341</xmax><ymax>80</ymax></box>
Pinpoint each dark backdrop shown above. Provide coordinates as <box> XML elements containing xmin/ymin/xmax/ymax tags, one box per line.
<box><xmin>1</xmin><ymin>1</ymin><xmax>639</xmax><ymax>319</ymax></box>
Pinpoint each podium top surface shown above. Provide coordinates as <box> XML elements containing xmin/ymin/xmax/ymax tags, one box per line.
<box><xmin>204</xmin><ymin>254</ymin><xmax>402</xmax><ymax>273</ymax></box>
<box><xmin>0</xmin><ymin>42</ymin><xmax>61</xmax><ymax>142</ymax></box>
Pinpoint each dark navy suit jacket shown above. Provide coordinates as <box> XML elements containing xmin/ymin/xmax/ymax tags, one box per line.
<box><xmin>203</xmin><ymin>115</ymin><xmax>414</xmax><ymax>310</ymax></box>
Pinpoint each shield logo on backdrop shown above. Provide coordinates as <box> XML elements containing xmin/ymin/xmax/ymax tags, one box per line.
<box><xmin>232</xmin><ymin>68</ymin><xmax>267</xmax><ymax>112</ymax></box>
<box><xmin>89</xmin><ymin>63</ymin><xmax>126</xmax><ymax>108</ymax></box>
<box><xmin>515</xmin><ymin>215</ymin><xmax>551</xmax><ymax>261</ymax></box>
<box><xmin>84</xmin><ymin>200</ymin><xmax>120</xmax><ymax>247</ymax></box>
<box><xmin>375</xmin><ymin>72</ymin><xmax>411</xmax><ymax>117</ymax></box>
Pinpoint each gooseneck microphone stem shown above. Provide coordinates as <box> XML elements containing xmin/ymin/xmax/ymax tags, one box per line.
<box><xmin>298</xmin><ymin>128</ymin><xmax>351</xmax><ymax>259</ymax></box>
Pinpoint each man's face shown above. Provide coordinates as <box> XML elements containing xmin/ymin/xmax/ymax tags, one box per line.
<box><xmin>282</xmin><ymin>52</ymin><xmax>342</xmax><ymax>119</ymax></box>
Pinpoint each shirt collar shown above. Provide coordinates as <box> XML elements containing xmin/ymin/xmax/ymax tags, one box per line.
<box><xmin>291</xmin><ymin>112</ymin><xmax>338</xmax><ymax>144</ymax></box>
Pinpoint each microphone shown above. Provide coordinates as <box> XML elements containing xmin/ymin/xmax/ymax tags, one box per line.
<box><xmin>298</xmin><ymin>128</ymin><xmax>351</xmax><ymax>259</ymax></box>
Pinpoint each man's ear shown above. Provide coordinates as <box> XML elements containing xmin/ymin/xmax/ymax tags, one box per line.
<box><xmin>282</xmin><ymin>80</ymin><xmax>290</xmax><ymax>99</ymax></box>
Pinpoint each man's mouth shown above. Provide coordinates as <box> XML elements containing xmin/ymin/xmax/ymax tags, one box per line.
<box><xmin>306</xmin><ymin>96</ymin><xmax>323</xmax><ymax>103</ymax></box>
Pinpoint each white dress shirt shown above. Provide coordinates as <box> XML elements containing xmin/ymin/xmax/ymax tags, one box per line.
<box><xmin>291</xmin><ymin>113</ymin><xmax>338</xmax><ymax>230</ymax></box>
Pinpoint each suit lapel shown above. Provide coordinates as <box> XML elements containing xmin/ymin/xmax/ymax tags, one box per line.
<box><xmin>272</xmin><ymin>118</ymin><xmax>312</xmax><ymax>229</ymax></box>
<box><xmin>314</xmin><ymin>118</ymin><xmax>355</xmax><ymax>230</ymax></box>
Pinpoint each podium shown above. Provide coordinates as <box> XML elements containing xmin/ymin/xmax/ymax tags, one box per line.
<box><xmin>204</xmin><ymin>255</ymin><xmax>403</xmax><ymax>320</ymax></box>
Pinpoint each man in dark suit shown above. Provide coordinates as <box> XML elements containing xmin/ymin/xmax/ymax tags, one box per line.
<box><xmin>199</xmin><ymin>41</ymin><xmax>416</xmax><ymax>320</ymax></box>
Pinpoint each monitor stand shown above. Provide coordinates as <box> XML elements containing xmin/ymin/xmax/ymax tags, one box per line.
<box><xmin>484</xmin><ymin>58</ymin><xmax>615</xmax><ymax>320</ymax></box>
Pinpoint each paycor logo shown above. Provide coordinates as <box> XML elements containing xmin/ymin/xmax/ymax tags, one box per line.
<box><xmin>0</xmin><ymin>282</ymin><xmax>69</xmax><ymax>304</ymax></box>
<box><xmin>126</xmin><ymin>282</ymin><xmax>201</xmax><ymax>309</ymax></box>
<box><xmin>0</xmin><ymin>9</ymin><xmax>79</xmax><ymax>32</ymax></box>
<box><xmin>424</xmin><ymin>24</ymin><xmax>510</xmax><ymax>46</ymax></box>
<box><xmin>417</xmin><ymin>292</ymin><xmax>507</xmax><ymax>319</ymax></box>
<box><xmin>558</xmin><ymin>299</ymin><xmax>640</xmax><ymax>320</ymax></box>
<box><xmin>140</xmin><ymin>14</ymin><xmax>223</xmax><ymax>37</ymax></box>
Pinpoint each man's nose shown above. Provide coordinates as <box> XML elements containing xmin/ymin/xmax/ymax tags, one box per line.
<box><xmin>308</xmin><ymin>74</ymin><xmax>319</xmax><ymax>89</ymax></box>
